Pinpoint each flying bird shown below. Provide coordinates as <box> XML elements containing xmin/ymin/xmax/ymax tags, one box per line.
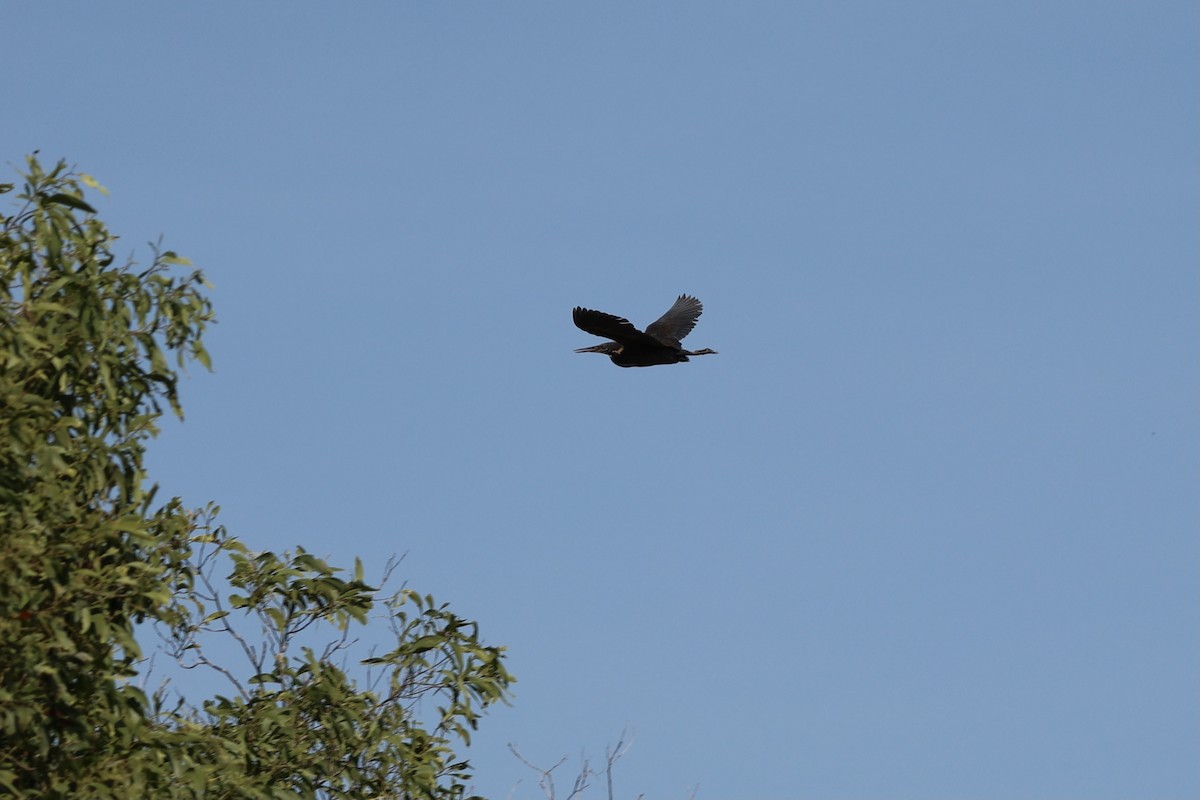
<box><xmin>572</xmin><ymin>294</ymin><xmax>718</xmax><ymax>368</ymax></box>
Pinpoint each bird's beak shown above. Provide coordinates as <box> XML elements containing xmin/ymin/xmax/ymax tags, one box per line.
<box><xmin>574</xmin><ymin>344</ymin><xmax>610</xmax><ymax>354</ymax></box>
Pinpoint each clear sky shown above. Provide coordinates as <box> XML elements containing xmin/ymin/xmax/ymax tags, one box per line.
<box><xmin>7</xmin><ymin>3</ymin><xmax>1198</xmax><ymax>798</ymax></box>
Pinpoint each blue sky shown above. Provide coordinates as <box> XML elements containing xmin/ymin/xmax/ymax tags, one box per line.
<box><xmin>8</xmin><ymin>3</ymin><xmax>1198</xmax><ymax>798</ymax></box>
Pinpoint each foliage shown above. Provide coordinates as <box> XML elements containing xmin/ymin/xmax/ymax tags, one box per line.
<box><xmin>162</xmin><ymin>511</ymin><xmax>514</xmax><ymax>799</ymax></box>
<box><xmin>0</xmin><ymin>155</ymin><xmax>514</xmax><ymax>799</ymax></box>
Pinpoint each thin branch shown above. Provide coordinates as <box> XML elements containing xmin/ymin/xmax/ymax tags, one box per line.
<box><xmin>509</xmin><ymin>744</ymin><xmax>596</xmax><ymax>800</ymax></box>
<box><xmin>604</xmin><ymin>728</ymin><xmax>635</xmax><ymax>800</ymax></box>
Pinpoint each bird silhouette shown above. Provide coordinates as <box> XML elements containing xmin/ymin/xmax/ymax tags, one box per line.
<box><xmin>573</xmin><ymin>294</ymin><xmax>718</xmax><ymax>367</ymax></box>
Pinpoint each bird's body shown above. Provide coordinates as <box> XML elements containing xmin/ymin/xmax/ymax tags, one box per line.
<box><xmin>572</xmin><ymin>294</ymin><xmax>718</xmax><ymax>368</ymax></box>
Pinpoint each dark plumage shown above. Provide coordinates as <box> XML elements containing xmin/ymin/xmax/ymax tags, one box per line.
<box><xmin>572</xmin><ymin>294</ymin><xmax>718</xmax><ymax>368</ymax></box>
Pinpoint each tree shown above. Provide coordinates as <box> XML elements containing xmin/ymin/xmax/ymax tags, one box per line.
<box><xmin>0</xmin><ymin>155</ymin><xmax>514</xmax><ymax>799</ymax></box>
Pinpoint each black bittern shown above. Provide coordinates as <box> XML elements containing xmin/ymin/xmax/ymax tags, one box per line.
<box><xmin>573</xmin><ymin>294</ymin><xmax>718</xmax><ymax>367</ymax></box>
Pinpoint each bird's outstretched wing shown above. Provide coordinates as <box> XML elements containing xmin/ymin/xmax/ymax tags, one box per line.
<box><xmin>573</xmin><ymin>307</ymin><xmax>661</xmax><ymax>347</ymax></box>
<box><xmin>644</xmin><ymin>294</ymin><xmax>703</xmax><ymax>347</ymax></box>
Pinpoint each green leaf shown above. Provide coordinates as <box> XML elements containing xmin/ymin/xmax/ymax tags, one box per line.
<box><xmin>410</xmin><ymin>635</ymin><xmax>444</xmax><ymax>653</ymax></box>
<box><xmin>159</xmin><ymin>250</ymin><xmax>192</xmax><ymax>266</ymax></box>
<box><xmin>41</xmin><ymin>191</ymin><xmax>97</xmax><ymax>214</ymax></box>
<box><xmin>79</xmin><ymin>172</ymin><xmax>110</xmax><ymax>195</ymax></box>
<box><xmin>194</xmin><ymin>344</ymin><xmax>212</xmax><ymax>371</ymax></box>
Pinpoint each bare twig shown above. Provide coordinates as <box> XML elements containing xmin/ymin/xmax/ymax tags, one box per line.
<box><xmin>509</xmin><ymin>743</ymin><xmax>594</xmax><ymax>800</ymax></box>
<box><xmin>604</xmin><ymin>727</ymin><xmax>636</xmax><ymax>800</ymax></box>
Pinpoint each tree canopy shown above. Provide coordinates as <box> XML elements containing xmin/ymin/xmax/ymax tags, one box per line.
<box><xmin>0</xmin><ymin>155</ymin><xmax>514</xmax><ymax>800</ymax></box>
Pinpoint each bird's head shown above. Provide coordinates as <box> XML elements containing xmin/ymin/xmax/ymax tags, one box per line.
<box><xmin>574</xmin><ymin>342</ymin><xmax>622</xmax><ymax>356</ymax></box>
